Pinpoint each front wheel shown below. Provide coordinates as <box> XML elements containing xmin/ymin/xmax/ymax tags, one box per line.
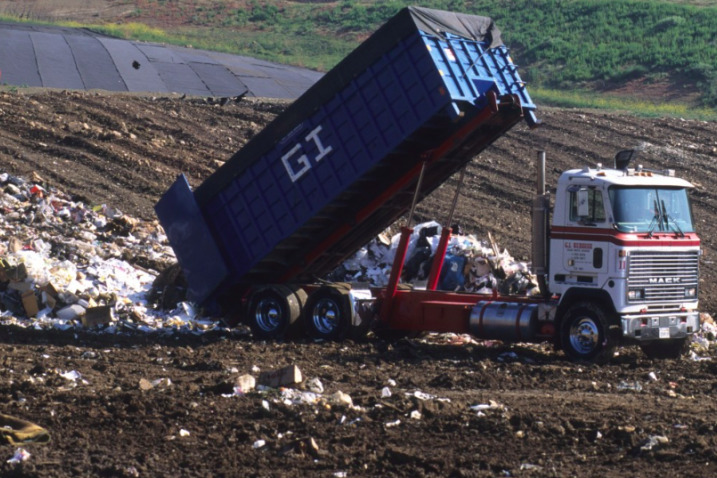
<box><xmin>640</xmin><ymin>338</ymin><xmax>688</xmax><ymax>359</ymax></box>
<box><xmin>560</xmin><ymin>302</ymin><xmax>617</xmax><ymax>363</ymax></box>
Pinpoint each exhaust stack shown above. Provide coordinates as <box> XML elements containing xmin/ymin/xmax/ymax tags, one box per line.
<box><xmin>531</xmin><ymin>151</ymin><xmax>550</xmax><ymax>297</ymax></box>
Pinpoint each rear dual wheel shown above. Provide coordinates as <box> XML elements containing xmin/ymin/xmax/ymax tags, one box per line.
<box><xmin>303</xmin><ymin>286</ymin><xmax>354</xmax><ymax>340</ymax></box>
<box><xmin>247</xmin><ymin>285</ymin><xmax>366</xmax><ymax>341</ymax></box>
<box><xmin>247</xmin><ymin>285</ymin><xmax>306</xmax><ymax>340</ymax></box>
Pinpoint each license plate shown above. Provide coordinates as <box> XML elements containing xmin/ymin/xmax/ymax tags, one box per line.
<box><xmin>659</xmin><ymin>328</ymin><xmax>670</xmax><ymax>339</ymax></box>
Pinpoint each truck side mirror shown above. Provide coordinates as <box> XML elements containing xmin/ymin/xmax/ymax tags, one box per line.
<box><xmin>577</xmin><ymin>188</ymin><xmax>589</xmax><ymax>217</ymax></box>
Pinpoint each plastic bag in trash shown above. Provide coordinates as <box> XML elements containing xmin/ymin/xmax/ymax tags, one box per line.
<box><xmin>439</xmin><ymin>253</ymin><xmax>467</xmax><ymax>291</ymax></box>
<box><xmin>402</xmin><ymin>245</ymin><xmax>432</xmax><ymax>282</ymax></box>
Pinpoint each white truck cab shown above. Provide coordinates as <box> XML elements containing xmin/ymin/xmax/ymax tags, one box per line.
<box><xmin>546</xmin><ymin>160</ymin><xmax>700</xmax><ymax>360</ymax></box>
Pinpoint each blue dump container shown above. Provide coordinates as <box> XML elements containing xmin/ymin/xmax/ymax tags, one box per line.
<box><xmin>156</xmin><ymin>6</ymin><xmax>538</xmax><ymax>306</ymax></box>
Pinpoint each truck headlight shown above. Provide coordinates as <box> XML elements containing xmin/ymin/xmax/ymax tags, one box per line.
<box><xmin>628</xmin><ymin>289</ymin><xmax>644</xmax><ymax>301</ymax></box>
<box><xmin>685</xmin><ymin>287</ymin><xmax>697</xmax><ymax>298</ymax></box>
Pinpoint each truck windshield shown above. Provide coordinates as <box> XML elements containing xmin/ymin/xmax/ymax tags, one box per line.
<box><xmin>609</xmin><ymin>186</ymin><xmax>694</xmax><ymax>234</ymax></box>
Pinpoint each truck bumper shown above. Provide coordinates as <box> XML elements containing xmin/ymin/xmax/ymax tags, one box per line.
<box><xmin>621</xmin><ymin>311</ymin><xmax>699</xmax><ymax>341</ymax></box>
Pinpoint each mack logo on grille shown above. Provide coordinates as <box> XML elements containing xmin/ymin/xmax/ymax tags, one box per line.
<box><xmin>648</xmin><ymin>277</ymin><xmax>681</xmax><ymax>284</ymax></box>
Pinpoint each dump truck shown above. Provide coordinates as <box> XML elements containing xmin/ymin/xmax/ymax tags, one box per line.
<box><xmin>156</xmin><ymin>7</ymin><xmax>700</xmax><ymax>362</ymax></box>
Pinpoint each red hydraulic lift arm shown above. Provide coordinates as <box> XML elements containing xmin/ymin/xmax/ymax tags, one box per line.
<box><xmin>425</xmin><ymin>166</ymin><xmax>467</xmax><ymax>290</ymax></box>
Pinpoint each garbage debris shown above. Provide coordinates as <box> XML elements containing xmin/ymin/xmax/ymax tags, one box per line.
<box><xmin>329</xmin><ymin>391</ymin><xmax>354</xmax><ymax>408</ymax></box>
<box><xmin>406</xmin><ymin>390</ymin><xmax>451</xmax><ymax>402</ymax></box>
<box><xmin>0</xmin><ymin>414</ymin><xmax>50</xmax><ymax>445</ymax></box>
<box><xmin>385</xmin><ymin>419</ymin><xmax>401</xmax><ymax>428</ymax></box>
<box><xmin>258</xmin><ymin>365</ymin><xmax>302</xmax><ymax>388</ymax></box>
<box><xmin>280</xmin><ymin>388</ymin><xmax>320</xmax><ymax>406</ymax></box>
<box><xmin>617</xmin><ymin>381</ymin><xmax>643</xmax><ymax>392</ymax></box>
<box><xmin>0</xmin><ymin>170</ymin><xmax>231</xmax><ymax>335</ymax></box>
<box><xmin>638</xmin><ymin>434</ymin><xmax>669</xmax><ymax>452</ymax></box>
<box><xmin>139</xmin><ymin>377</ymin><xmax>172</xmax><ymax>391</ymax></box>
<box><xmin>470</xmin><ymin>400</ymin><xmax>506</xmax><ymax>412</ymax></box>
<box><xmin>330</xmin><ymin>221</ymin><xmax>538</xmax><ymax>295</ymax></box>
<box><xmin>235</xmin><ymin>374</ymin><xmax>257</xmax><ymax>394</ymax></box>
<box><xmin>59</xmin><ymin>370</ymin><xmax>82</xmax><ymax>382</ymax></box>
<box><xmin>6</xmin><ymin>448</ymin><xmax>30</xmax><ymax>464</ymax></box>
<box><xmin>306</xmin><ymin>377</ymin><xmax>324</xmax><ymax>394</ymax></box>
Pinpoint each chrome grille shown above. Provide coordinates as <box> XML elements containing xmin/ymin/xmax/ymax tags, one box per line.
<box><xmin>628</xmin><ymin>251</ymin><xmax>699</xmax><ymax>302</ymax></box>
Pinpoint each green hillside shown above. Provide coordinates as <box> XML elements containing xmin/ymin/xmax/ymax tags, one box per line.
<box><xmin>2</xmin><ymin>0</ymin><xmax>717</xmax><ymax>113</ymax></box>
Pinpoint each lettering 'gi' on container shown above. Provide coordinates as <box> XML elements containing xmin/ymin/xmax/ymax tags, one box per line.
<box><xmin>156</xmin><ymin>6</ymin><xmax>537</xmax><ymax>310</ymax></box>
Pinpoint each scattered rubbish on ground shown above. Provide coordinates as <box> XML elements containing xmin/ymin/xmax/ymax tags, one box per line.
<box><xmin>306</xmin><ymin>377</ymin><xmax>324</xmax><ymax>394</ymax></box>
<box><xmin>617</xmin><ymin>381</ymin><xmax>643</xmax><ymax>392</ymax></box>
<box><xmin>470</xmin><ymin>401</ymin><xmax>506</xmax><ymax>413</ymax></box>
<box><xmin>385</xmin><ymin>419</ymin><xmax>401</xmax><ymax>428</ymax></box>
<box><xmin>638</xmin><ymin>435</ymin><xmax>669</xmax><ymax>452</ymax></box>
<box><xmin>0</xmin><ymin>414</ymin><xmax>50</xmax><ymax>445</ymax></box>
<box><xmin>139</xmin><ymin>377</ymin><xmax>172</xmax><ymax>391</ymax></box>
<box><xmin>258</xmin><ymin>365</ymin><xmax>302</xmax><ymax>388</ymax></box>
<box><xmin>6</xmin><ymin>448</ymin><xmax>30</xmax><ymax>464</ymax></box>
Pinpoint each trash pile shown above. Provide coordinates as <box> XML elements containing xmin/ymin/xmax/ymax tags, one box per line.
<box><xmin>329</xmin><ymin>221</ymin><xmax>538</xmax><ymax>296</ymax></box>
<box><xmin>0</xmin><ymin>170</ymin><xmax>222</xmax><ymax>334</ymax></box>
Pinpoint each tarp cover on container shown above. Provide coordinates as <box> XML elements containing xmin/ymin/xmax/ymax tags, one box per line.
<box><xmin>407</xmin><ymin>6</ymin><xmax>502</xmax><ymax>48</ymax></box>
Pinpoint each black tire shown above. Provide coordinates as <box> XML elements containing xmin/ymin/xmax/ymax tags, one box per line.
<box><xmin>640</xmin><ymin>338</ymin><xmax>688</xmax><ymax>359</ymax></box>
<box><xmin>560</xmin><ymin>302</ymin><xmax>617</xmax><ymax>364</ymax></box>
<box><xmin>247</xmin><ymin>285</ymin><xmax>302</xmax><ymax>340</ymax></box>
<box><xmin>304</xmin><ymin>286</ymin><xmax>353</xmax><ymax>340</ymax></box>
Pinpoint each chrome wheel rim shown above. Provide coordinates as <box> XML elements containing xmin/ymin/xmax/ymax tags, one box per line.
<box><xmin>255</xmin><ymin>297</ymin><xmax>282</xmax><ymax>332</ymax></box>
<box><xmin>311</xmin><ymin>298</ymin><xmax>339</xmax><ymax>335</ymax></box>
<box><xmin>569</xmin><ymin>317</ymin><xmax>600</xmax><ymax>355</ymax></box>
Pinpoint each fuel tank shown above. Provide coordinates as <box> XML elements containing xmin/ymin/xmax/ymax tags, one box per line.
<box><xmin>469</xmin><ymin>301</ymin><xmax>539</xmax><ymax>342</ymax></box>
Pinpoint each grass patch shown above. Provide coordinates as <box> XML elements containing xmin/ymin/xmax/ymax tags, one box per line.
<box><xmin>173</xmin><ymin>28</ymin><xmax>355</xmax><ymax>71</ymax></box>
<box><xmin>88</xmin><ymin>22</ymin><xmax>170</xmax><ymax>44</ymax></box>
<box><xmin>532</xmin><ymin>87</ymin><xmax>717</xmax><ymax>120</ymax></box>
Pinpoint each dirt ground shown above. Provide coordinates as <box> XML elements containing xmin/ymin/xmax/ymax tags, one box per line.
<box><xmin>0</xmin><ymin>90</ymin><xmax>716</xmax><ymax>477</ymax></box>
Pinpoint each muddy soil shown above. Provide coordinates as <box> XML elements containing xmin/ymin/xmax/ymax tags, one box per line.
<box><xmin>1</xmin><ymin>90</ymin><xmax>717</xmax><ymax>477</ymax></box>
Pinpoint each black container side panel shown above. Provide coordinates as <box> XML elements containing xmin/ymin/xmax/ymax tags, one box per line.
<box><xmin>203</xmin><ymin>31</ymin><xmax>448</xmax><ymax>286</ymax></box>
<box><xmin>192</xmin><ymin>6</ymin><xmax>501</xmax><ymax>206</ymax></box>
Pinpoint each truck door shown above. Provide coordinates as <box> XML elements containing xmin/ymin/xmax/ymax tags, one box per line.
<box><xmin>553</xmin><ymin>185</ymin><xmax>609</xmax><ymax>286</ymax></box>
